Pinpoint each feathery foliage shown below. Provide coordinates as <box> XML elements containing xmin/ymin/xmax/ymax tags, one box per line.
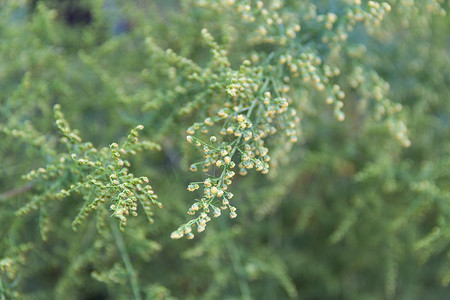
<box><xmin>0</xmin><ymin>0</ymin><xmax>449</xmax><ymax>299</ymax></box>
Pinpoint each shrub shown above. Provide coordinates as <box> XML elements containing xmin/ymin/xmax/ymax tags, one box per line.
<box><xmin>0</xmin><ymin>0</ymin><xmax>449</xmax><ymax>299</ymax></box>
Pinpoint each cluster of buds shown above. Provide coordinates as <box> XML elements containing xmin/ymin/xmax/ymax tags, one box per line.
<box><xmin>18</xmin><ymin>109</ymin><xmax>162</xmax><ymax>233</ymax></box>
<box><xmin>168</xmin><ymin>1</ymin><xmax>406</xmax><ymax>238</ymax></box>
<box><xmin>174</xmin><ymin>76</ymin><xmax>302</xmax><ymax>239</ymax></box>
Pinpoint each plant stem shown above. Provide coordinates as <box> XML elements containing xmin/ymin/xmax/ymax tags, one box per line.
<box><xmin>0</xmin><ymin>184</ymin><xmax>34</xmax><ymax>201</ymax></box>
<box><xmin>227</xmin><ymin>238</ymin><xmax>252</xmax><ymax>300</ymax></box>
<box><xmin>0</xmin><ymin>275</ymin><xmax>6</xmax><ymax>300</ymax></box>
<box><xmin>110</xmin><ymin>221</ymin><xmax>142</xmax><ymax>300</ymax></box>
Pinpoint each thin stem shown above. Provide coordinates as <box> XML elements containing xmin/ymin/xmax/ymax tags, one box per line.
<box><xmin>110</xmin><ymin>221</ymin><xmax>142</xmax><ymax>300</ymax></box>
<box><xmin>190</xmin><ymin>135</ymin><xmax>220</xmax><ymax>151</ymax></box>
<box><xmin>0</xmin><ymin>275</ymin><xmax>6</xmax><ymax>300</ymax></box>
<box><xmin>226</xmin><ymin>238</ymin><xmax>252</xmax><ymax>300</ymax></box>
<box><xmin>0</xmin><ymin>184</ymin><xmax>34</xmax><ymax>202</ymax></box>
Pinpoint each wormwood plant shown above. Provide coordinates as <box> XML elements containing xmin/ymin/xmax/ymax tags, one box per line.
<box><xmin>1</xmin><ymin>0</ymin><xmax>449</xmax><ymax>299</ymax></box>
<box><xmin>18</xmin><ymin>105</ymin><xmax>162</xmax><ymax>234</ymax></box>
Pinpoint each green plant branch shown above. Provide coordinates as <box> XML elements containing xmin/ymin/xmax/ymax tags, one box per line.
<box><xmin>0</xmin><ymin>275</ymin><xmax>6</xmax><ymax>300</ymax></box>
<box><xmin>0</xmin><ymin>184</ymin><xmax>34</xmax><ymax>202</ymax></box>
<box><xmin>110</xmin><ymin>220</ymin><xmax>142</xmax><ymax>300</ymax></box>
<box><xmin>227</xmin><ymin>239</ymin><xmax>252</xmax><ymax>300</ymax></box>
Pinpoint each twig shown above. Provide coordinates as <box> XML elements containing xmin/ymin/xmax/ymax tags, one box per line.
<box><xmin>110</xmin><ymin>221</ymin><xmax>142</xmax><ymax>300</ymax></box>
<box><xmin>0</xmin><ymin>184</ymin><xmax>34</xmax><ymax>201</ymax></box>
<box><xmin>0</xmin><ymin>276</ymin><xmax>6</xmax><ymax>300</ymax></box>
<box><xmin>226</xmin><ymin>239</ymin><xmax>252</xmax><ymax>300</ymax></box>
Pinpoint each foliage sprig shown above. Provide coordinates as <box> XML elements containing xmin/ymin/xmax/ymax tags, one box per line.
<box><xmin>17</xmin><ymin>105</ymin><xmax>162</xmax><ymax>234</ymax></box>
